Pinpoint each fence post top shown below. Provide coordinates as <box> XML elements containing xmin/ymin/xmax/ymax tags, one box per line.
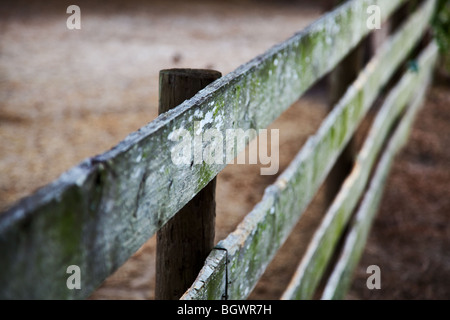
<box><xmin>159</xmin><ymin>68</ymin><xmax>222</xmax><ymax>80</ymax></box>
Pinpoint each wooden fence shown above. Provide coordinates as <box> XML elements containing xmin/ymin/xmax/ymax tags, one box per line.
<box><xmin>0</xmin><ymin>0</ymin><xmax>438</xmax><ymax>299</ymax></box>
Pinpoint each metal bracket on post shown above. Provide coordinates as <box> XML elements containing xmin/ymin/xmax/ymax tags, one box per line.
<box><xmin>212</xmin><ymin>246</ymin><xmax>229</xmax><ymax>300</ymax></box>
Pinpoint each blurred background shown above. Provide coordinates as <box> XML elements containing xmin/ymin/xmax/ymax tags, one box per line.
<box><xmin>0</xmin><ymin>0</ymin><xmax>449</xmax><ymax>299</ymax></box>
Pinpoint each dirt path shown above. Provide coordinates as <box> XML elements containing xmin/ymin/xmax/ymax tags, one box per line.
<box><xmin>1</xmin><ymin>0</ymin><xmax>449</xmax><ymax>300</ymax></box>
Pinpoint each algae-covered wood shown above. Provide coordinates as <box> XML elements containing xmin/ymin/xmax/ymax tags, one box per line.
<box><xmin>181</xmin><ymin>0</ymin><xmax>435</xmax><ymax>300</ymax></box>
<box><xmin>321</xmin><ymin>45</ymin><xmax>437</xmax><ymax>300</ymax></box>
<box><xmin>0</xmin><ymin>0</ymin><xmax>408</xmax><ymax>299</ymax></box>
<box><xmin>282</xmin><ymin>41</ymin><xmax>439</xmax><ymax>300</ymax></box>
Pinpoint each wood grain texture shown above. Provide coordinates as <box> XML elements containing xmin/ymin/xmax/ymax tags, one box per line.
<box><xmin>182</xmin><ymin>0</ymin><xmax>435</xmax><ymax>300</ymax></box>
<box><xmin>0</xmin><ymin>0</ymin><xmax>409</xmax><ymax>299</ymax></box>
<box><xmin>282</xmin><ymin>41</ymin><xmax>439</xmax><ymax>300</ymax></box>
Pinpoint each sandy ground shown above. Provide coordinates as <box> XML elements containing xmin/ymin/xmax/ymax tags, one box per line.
<box><xmin>1</xmin><ymin>0</ymin><xmax>449</xmax><ymax>300</ymax></box>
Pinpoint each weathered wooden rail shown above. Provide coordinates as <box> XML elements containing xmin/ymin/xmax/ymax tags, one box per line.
<box><xmin>0</xmin><ymin>0</ymin><xmax>438</xmax><ymax>299</ymax></box>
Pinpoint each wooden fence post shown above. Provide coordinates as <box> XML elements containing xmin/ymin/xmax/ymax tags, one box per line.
<box><xmin>155</xmin><ymin>69</ymin><xmax>221</xmax><ymax>300</ymax></box>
